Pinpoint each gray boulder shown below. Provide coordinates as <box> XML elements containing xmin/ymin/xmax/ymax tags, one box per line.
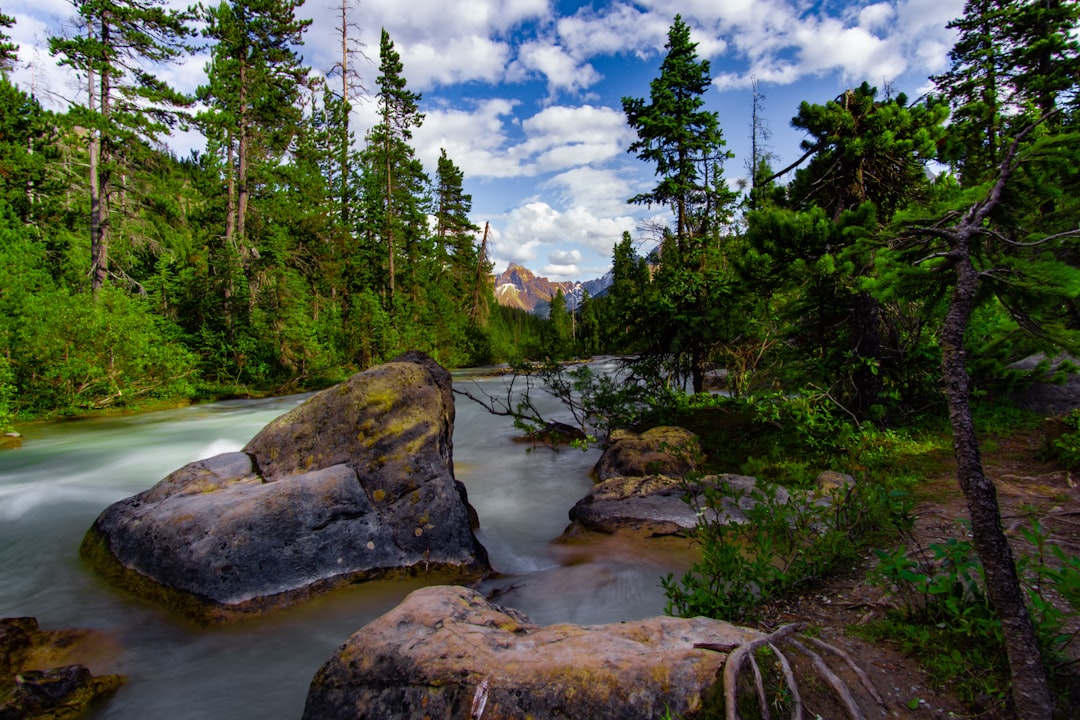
<box><xmin>81</xmin><ymin>352</ymin><xmax>489</xmax><ymax>622</ymax></box>
<box><xmin>567</xmin><ymin>473</ymin><xmax>787</xmax><ymax>537</ymax></box>
<box><xmin>1007</xmin><ymin>353</ymin><xmax>1080</xmax><ymax>416</ymax></box>
<box><xmin>302</xmin><ymin>585</ymin><xmax>758</xmax><ymax>720</ymax></box>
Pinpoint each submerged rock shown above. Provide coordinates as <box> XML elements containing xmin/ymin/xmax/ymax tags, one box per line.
<box><xmin>302</xmin><ymin>585</ymin><xmax>757</xmax><ymax>720</ymax></box>
<box><xmin>81</xmin><ymin>351</ymin><xmax>490</xmax><ymax>622</ymax></box>
<box><xmin>0</xmin><ymin>617</ymin><xmax>123</xmax><ymax>720</ymax></box>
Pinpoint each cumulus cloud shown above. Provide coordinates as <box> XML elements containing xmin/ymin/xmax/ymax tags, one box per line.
<box><xmin>416</xmin><ymin>102</ymin><xmax>631</xmax><ymax>181</ymax></box>
<box><xmin>549</xmin><ymin>248</ymin><xmax>582</xmax><ymax>264</ymax></box>
<box><xmin>512</xmin><ymin>39</ymin><xmax>602</xmax><ymax>97</ymax></box>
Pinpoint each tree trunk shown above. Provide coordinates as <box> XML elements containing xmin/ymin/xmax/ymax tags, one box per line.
<box><xmin>850</xmin><ymin>290</ymin><xmax>883</xmax><ymax>420</ymax></box>
<box><xmin>940</xmin><ymin>230</ymin><xmax>1053</xmax><ymax>720</ymax></box>
<box><xmin>88</xmin><ymin>24</ymin><xmax>109</xmax><ymax>296</ymax></box>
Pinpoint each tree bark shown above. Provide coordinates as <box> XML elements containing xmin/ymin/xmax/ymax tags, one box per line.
<box><xmin>939</xmin><ymin>233</ymin><xmax>1053</xmax><ymax>720</ymax></box>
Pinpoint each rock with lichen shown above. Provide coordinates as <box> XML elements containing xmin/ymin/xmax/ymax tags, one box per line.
<box><xmin>81</xmin><ymin>351</ymin><xmax>490</xmax><ymax>623</ymax></box>
<box><xmin>301</xmin><ymin>585</ymin><xmax>757</xmax><ymax>720</ymax></box>
<box><xmin>594</xmin><ymin>426</ymin><xmax>701</xmax><ymax>481</ymax></box>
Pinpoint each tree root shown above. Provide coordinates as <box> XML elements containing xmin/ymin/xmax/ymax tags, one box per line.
<box><xmin>708</xmin><ymin>622</ymin><xmax>886</xmax><ymax>720</ymax></box>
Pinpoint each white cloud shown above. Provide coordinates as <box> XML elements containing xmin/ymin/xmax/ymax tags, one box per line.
<box><xmin>549</xmin><ymin>248</ymin><xmax>581</xmax><ymax>264</ymax></box>
<box><xmin>512</xmin><ymin>39</ymin><xmax>602</xmax><ymax>96</ymax></box>
<box><xmin>557</xmin><ymin>4</ymin><xmax>669</xmax><ymax>60</ymax></box>
<box><xmin>543</xmin><ymin>166</ymin><xmax>635</xmax><ymax>217</ymax></box>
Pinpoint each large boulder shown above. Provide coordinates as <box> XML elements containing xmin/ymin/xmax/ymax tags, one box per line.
<box><xmin>302</xmin><ymin>585</ymin><xmax>757</xmax><ymax>720</ymax></box>
<box><xmin>594</xmin><ymin>426</ymin><xmax>701</xmax><ymax>481</ymax></box>
<box><xmin>81</xmin><ymin>352</ymin><xmax>490</xmax><ymax>622</ymax></box>
<box><xmin>567</xmin><ymin>474</ymin><xmax>788</xmax><ymax>537</ymax></box>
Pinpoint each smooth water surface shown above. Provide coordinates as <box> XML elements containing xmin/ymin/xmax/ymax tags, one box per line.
<box><xmin>0</xmin><ymin>364</ymin><xmax>693</xmax><ymax>719</ymax></box>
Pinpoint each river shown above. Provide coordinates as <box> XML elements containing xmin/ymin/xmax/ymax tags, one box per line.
<box><xmin>0</xmin><ymin>362</ymin><xmax>694</xmax><ymax>719</ymax></box>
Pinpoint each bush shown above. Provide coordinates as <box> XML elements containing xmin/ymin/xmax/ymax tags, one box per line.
<box><xmin>11</xmin><ymin>287</ymin><xmax>198</xmax><ymax>414</ymax></box>
<box><xmin>663</xmin><ymin>475</ymin><xmax>908</xmax><ymax>622</ymax></box>
<box><xmin>865</xmin><ymin>523</ymin><xmax>1080</xmax><ymax>711</ymax></box>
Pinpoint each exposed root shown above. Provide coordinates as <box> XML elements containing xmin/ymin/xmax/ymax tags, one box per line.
<box><xmin>717</xmin><ymin>623</ymin><xmax>883</xmax><ymax>720</ymax></box>
<box><xmin>768</xmin><ymin>642</ymin><xmax>802</xmax><ymax>720</ymax></box>
<box><xmin>789</xmin><ymin>638</ymin><xmax>865</xmax><ymax>720</ymax></box>
<box><xmin>721</xmin><ymin>623</ymin><xmax>803</xmax><ymax>719</ymax></box>
<box><xmin>748</xmin><ymin>651</ymin><xmax>771</xmax><ymax>720</ymax></box>
<box><xmin>800</xmin><ymin>634</ymin><xmax>885</xmax><ymax>707</ymax></box>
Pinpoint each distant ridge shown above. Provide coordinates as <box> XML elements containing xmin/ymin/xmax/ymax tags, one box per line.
<box><xmin>493</xmin><ymin>263</ymin><xmax>613</xmax><ymax>317</ymax></box>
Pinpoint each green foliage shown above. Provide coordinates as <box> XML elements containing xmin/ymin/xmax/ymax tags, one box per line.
<box><xmin>11</xmin><ymin>287</ymin><xmax>197</xmax><ymax>414</ymax></box>
<box><xmin>664</xmin><ymin>475</ymin><xmax>907</xmax><ymax>622</ymax></box>
<box><xmin>866</xmin><ymin>523</ymin><xmax>1080</xmax><ymax>710</ymax></box>
<box><xmin>0</xmin><ymin>355</ymin><xmax>15</xmax><ymax>433</ymax></box>
<box><xmin>1049</xmin><ymin>409</ymin><xmax>1080</xmax><ymax>469</ymax></box>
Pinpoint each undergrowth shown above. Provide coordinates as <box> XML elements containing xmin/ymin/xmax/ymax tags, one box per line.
<box><xmin>860</xmin><ymin>521</ymin><xmax>1080</xmax><ymax>715</ymax></box>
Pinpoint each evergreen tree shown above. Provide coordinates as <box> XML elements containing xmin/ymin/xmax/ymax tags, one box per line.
<box><xmin>49</xmin><ymin>0</ymin><xmax>193</xmax><ymax>295</ymax></box>
<box><xmin>359</xmin><ymin>28</ymin><xmax>427</xmax><ymax>313</ymax></box>
<box><xmin>932</xmin><ymin>0</ymin><xmax>1013</xmax><ymax>184</ymax></box>
<box><xmin>621</xmin><ymin>16</ymin><xmax>739</xmax><ymax>392</ymax></box>
<box><xmin>196</xmin><ymin>0</ymin><xmax>311</xmax><ymax>313</ymax></box>
<box><xmin>0</xmin><ymin>12</ymin><xmax>18</xmax><ymax>72</ymax></box>
<box><xmin>764</xmin><ymin>85</ymin><xmax>947</xmax><ymax>418</ymax></box>
<box><xmin>1005</xmin><ymin>0</ymin><xmax>1079</xmax><ymax>122</ymax></box>
<box><xmin>622</xmin><ymin>15</ymin><xmax>731</xmax><ymax>250</ymax></box>
<box><xmin>0</xmin><ymin>77</ymin><xmax>61</xmax><ymax>227</ymax></box>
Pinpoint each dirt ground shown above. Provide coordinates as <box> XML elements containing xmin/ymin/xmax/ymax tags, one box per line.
<box><xmin>751</xmin><ymin>426</ymin><xmax>1080</xmax><ymax>719</ymax></box>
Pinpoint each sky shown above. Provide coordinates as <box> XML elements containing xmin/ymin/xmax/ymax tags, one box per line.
<box><xmin>5</xmin><ymin>0</ymin><xmax>967</xmax><ymax>282</ymax></box>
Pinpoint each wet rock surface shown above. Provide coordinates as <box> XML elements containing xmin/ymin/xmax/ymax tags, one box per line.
<box><xmin>0</xmin><ymin>617</ymin><xmax>122</xmax><ymax>720</ymax></box>
<box><xmin>81</xmin><ymin>351</ymin><xmax>490</xmax><ymax>622</ymax></box>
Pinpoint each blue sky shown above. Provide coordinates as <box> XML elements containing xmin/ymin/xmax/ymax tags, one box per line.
<box><xmin>5</xmin><ymin>0</ymin><xmax>966</xmax><ymax>281</ymax></box>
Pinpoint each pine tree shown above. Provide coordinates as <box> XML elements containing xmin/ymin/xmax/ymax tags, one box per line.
<box><xmin>359</xmin><ymin>28</ymin><xmax>427</xmax><ymax>313</ymax></box>
<box><xmin>622</xmin><ymin>15</ymin><xmax>731</xmax><ymax>251</ymax></box>
<box><xmin>196</xmin><ymin>0</ymin><xmax>311</xmax><ymax>321</ymax></box>
<box><xmin>0</xmin><ymin>12</ymin><xmax>18</xmax><ymax>73</ymax></box>
<box><xmin>621</xmin><ymin>16</ymin><xmax>739</xmax><ymax>392</ymax></box>
<box><xmin>1005</xmin><ymin>0</ymin><xmax>1079</xmax><ymax>122</ymax></box>
<box><xmin>49</xmin><ymin>0</ymin><xmax>193</xmax><ymax>296</ymax></box>
<box><xmin>0</xmin><ymin>77</ymin><xmax>60</xmax><ymax>226</ymax></box>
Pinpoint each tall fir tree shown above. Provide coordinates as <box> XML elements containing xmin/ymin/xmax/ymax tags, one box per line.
<box><xmin>196</xmin><ymin>0</ymin><xmax>311</xmax><ymax>324</ymax></box>
<box><xmin>622</xmin><ymin>15</ymin><xmax>732</xmax><ymax>251</ymax></box>
<box><xmin>359</xmin><ymin>28</ymin><xmax>427</xmax><ymax>314</ymax></box>
<box><xmin>49</xmin><ymin>0</ymin><xmax>193</xmax><ymax>295</ymax></box>
<box><xmin>621</xmin><ymin>15</ymin><xmax>739</xmax><ymax>392</ymax></box>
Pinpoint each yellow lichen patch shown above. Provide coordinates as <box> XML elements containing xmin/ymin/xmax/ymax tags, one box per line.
<box><xmin>363</xmin><ymin>386</ymin><xmax>397</xmax><ymax>414</ymax></box>
<box><xmin>372</xmin><ymin>489</ymin><xmax>386</xmax><ymax>503</ymax></box>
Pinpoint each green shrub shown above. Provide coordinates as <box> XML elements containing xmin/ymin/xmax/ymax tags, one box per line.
<box><xmin>864</xmin><ymin>524</ymin><xmax>1080</xmax><ymax>711</ymax></box>
<box><xmin>663</xmin><ymin>475</ymin><xmax>908</xmax><ymax>622</ymax></box>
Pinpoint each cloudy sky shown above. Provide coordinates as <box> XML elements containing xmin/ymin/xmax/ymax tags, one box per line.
<box><xmin>5</xmin><ymin>0</ymin><xmax>965</xmax><ymax>281</ymax></box>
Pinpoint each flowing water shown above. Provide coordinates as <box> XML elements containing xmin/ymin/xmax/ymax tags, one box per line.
<box><xmin>0</xmin><ymin>362</ymin><xmax>694</xmax><ymax>719</ymax></box>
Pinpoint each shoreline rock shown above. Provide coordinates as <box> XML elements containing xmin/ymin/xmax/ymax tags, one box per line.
<box><xmin>0</xmin><ymin>617</ymin><xmax>123</xmax><ymax>720</ymax></box>
<box><xmin>302</xmin><ymin>585</ymin><xmax>757</xmax><ymax>720</ymax></box>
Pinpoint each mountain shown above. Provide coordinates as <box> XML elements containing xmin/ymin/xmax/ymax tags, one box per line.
<box><xmin>493</xmin><ymin>264</ymin><xmax>613</xmax><ymax>317</ymax></box>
